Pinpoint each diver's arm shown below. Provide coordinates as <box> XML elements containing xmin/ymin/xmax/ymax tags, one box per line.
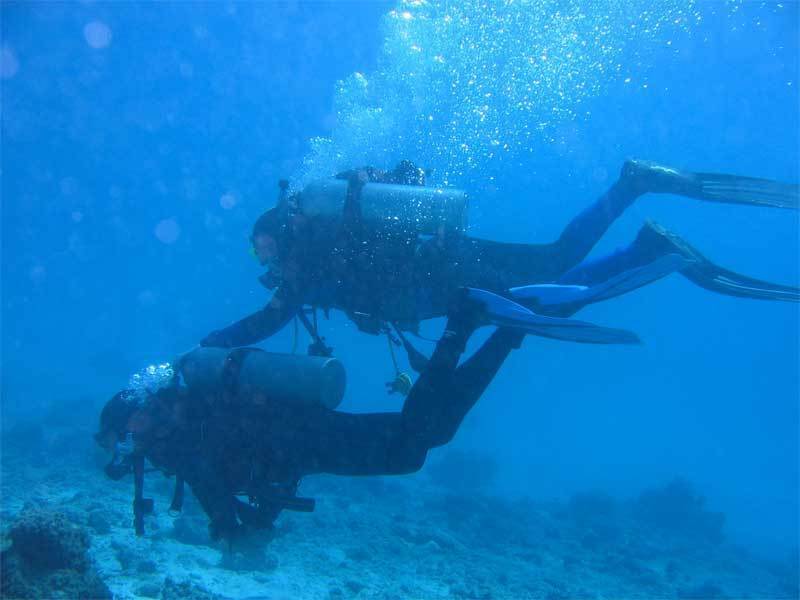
<box><xmin>200</xmin><ymin>288</ymin><xmax>298</xmax><ymax>348</ymax></box>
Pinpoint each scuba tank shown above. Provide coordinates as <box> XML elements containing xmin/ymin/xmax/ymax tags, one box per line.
<box><xmin>298</xmin><ymin>178</ymin><xmax>469</xmax><ymax>235</ymax></box>
<box><xmin>179</xmin><ymin>347</ymin><xmax>346</xmax><ymax>410</ymax></box>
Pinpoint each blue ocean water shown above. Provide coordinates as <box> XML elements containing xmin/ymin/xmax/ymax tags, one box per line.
<box><xmin>2</xmin><ymin>0</ymin><xmax>798</xmax><ymax>596</ymax></box>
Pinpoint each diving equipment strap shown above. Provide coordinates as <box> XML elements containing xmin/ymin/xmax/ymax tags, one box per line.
<box><xmin>343</xmin><ymin>172</ymin><xmax>365</xmax><ymax>226</ymax></box>
<box><xmin>385</xmin><ymin>329</ymin><xmax>413</xmax><ymax>395</ymax></box>
<box><xmin>297</xmin><ymin>307</ymin><xmax>333</xmax><ymax>357</ymax></box>
<box><xmin>392</xmin><ymin>324</ymin><xmax>431</xmax><ymax>374</ymax></box>
<box><xmin>169</xmin><ymin>476</ymin><xmax>185</xmax><ymax>516</ymax></box>
<box><xmin>246</xmin><ymin>480</ymin><xmax>316</xmax><ymax>514</ymax></box>
<box><xmin>277</xmin><ymin>179</ymin><xmax>289</xmax><ymax>210</ymax></box>
<box><xmin>220</xmin><ymin>347</ymin><xmax>257</xmax><ymax>396</ymax></box>
<box><xmin>132</xmin><ymin>455</ymin><xmax>154</xmax><ymax>536</ymax></box>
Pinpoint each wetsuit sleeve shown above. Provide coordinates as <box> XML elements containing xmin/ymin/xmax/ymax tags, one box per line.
<box><xmin>200</xmin><ymin>287</ymin><xmax>298</xmax><ymax>348</ymax></box>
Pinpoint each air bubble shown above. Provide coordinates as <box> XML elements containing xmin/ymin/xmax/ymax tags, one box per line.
<box><xmin>83</xmin><ymin>20</ymin><xmax>112</xmax><ymax>49</ymax></box>
<box><xmin>220</xmin><ymin>192</ymin><xmax>237</xmax><ymax>210</ymax></box>
<box><xmin>1</xmin><ymin>47</ymin><xmax>19</xmax><ymax>79</ymax></box>
<box><xmin>294</xmin><ymin>0</ymin><xmax>706</xmax><ymax>190</ymax></box>
<box><xmin>154</xmin><ymin>218</ymin><xmax>181</xmax><ymax>244</ymax></box>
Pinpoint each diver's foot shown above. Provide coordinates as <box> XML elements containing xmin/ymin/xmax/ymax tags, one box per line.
<box><xmin>635</xmin><ymin>219</ymin><xmax>698</xmax><ymax>259</ymax></box>
<box><xmin>620</xmin><ymin>159</ymin><xmax>701</xmax><ymax>197</ymax></box>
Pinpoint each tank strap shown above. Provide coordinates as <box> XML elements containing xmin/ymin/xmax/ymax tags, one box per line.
<box><xmin>333</xmin><ymin>173</ymin><xmax>366</xmax><ymax>277</ymax></box>
<box><xmin>343</xmin><ymin>173</ymin><xmax>365</xmax><ymax>226</ymax></box>
<box><xmin>168</xmin><ymin>476</ymin><xmax>185</xmax><ymax>515</ymax></box>
<box><xmin>221</xmin><ymin>348</ymin><xmax>260</xmax><ymax>397</ymax></box>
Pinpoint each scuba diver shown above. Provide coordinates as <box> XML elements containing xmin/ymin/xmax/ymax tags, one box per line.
<box><xmin>200</xmin><ymin>159</ymin><xmax>798</xmax><ymax>365</ymax></box>
<box><xmin>95</xmin><ymin>295</ymin><xmax>530</xmax><ymax>542</ymax></box>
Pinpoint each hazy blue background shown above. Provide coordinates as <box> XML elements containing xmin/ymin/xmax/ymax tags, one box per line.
<box><xmin>2</xmin><ymin>1</ymin><xmax>797</xmax><ymax>559</ymax></box>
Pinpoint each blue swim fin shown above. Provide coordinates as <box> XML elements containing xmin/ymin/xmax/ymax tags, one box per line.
<box><xmin>509</xmin><ymin>253</ymin><xmax>690</xmax><ymax>307</ymax></box>
<box><xmin>465</xmin><ymin>288</ymin><xmax>640</xmax><ymax>345</ymax></box>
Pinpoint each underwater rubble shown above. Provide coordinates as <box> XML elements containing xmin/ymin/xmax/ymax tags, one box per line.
<box><xmin>0</xmin><ymin>439</ymin><xmax>797</xmax><ymax>600</ymax></box>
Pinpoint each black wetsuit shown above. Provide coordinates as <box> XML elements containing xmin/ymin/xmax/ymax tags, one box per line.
<box><xmin>144</xmin><ymin>320</ymin><xmax>522</xmax><ymax>539</ymax></box>
<box><xmin>202</xmin><ymin>173</ymin><xmax>642</xmax><ymax>347</ymax></box>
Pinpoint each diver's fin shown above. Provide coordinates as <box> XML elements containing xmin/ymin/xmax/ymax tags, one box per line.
<box><xmin>465</xmin><ymin>288</ymin><xmax>640</xmax><ymax>345</ymax></box>
<box><xmin>510</xmin><ymin>253</ymin><xmax>690</xmax><ymax>307</ymax></box>
<box><xmin>695</xmin><ymin>173</ymin><xmax>799</xmax><ymax>210</ymax></box>
<box><xmin>508</xmin><ymin>283</ymin><xmax>590</xmax><ymax>307</ymax></box>
<box><xmin>621</xmin><ymin>159</ymin><xmax>799</xmax><ymax>210</ymax></box>
<box><xmin>640</xmin><ymin>221</ymin><xmax>799</xmax><ymax>302</ymax></box>
<box><xmin>682</xmin><ymin>262</ymin><xmax>800</xmax><ymax>302</ymax></box>
<box><xmin>578</xmin><ymin>253</ymin><xmax>691</xmax><ymax>302</ymax></box>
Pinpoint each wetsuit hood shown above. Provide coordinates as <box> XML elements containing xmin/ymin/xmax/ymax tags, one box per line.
<box><xmin>95</xmin><ymin>390</ymin><xmax>138</xmax><ymax>445</ymax></box>
<box><xmin>252</xmin><ymin>207</ymin><xmax>291</xmax><ymax>253</ymax></box>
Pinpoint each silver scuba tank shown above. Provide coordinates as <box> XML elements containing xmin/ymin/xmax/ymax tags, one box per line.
<box><xmin>299</xmin><ymin>178</ymin><xmax>468</xmax><ymax>235</ymax></box>
<box><xmin>178</xmin><ymin>347</ymin><xmax>346</xmax><ymax>410</ymax></box>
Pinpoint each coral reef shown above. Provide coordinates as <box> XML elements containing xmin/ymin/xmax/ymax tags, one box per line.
<box><xmin>0</xmin><ymin>505</ymin><xmax>110</xmax><ymax>599</ymax></box>
<box><xmin>567</xmin><ymin>490</ymin><xmax>622</xmax><ymax>548</ymax></box>
<box><xmin>160</xmin><ymin>576</ymin><xmax>227</xmax><ymax>600</ymax></box>
<box><xmin>9</xmin><ymin>504</ymin><xmax>90</xmax><ymax>570</ymax></box>
<box><xmin>634</xmin><ymin>478</ymin><xmax>725</xmax><ymax>544</ymax></box>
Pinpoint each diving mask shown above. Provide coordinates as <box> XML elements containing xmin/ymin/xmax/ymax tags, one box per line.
<box><xmin>104</xmin><ymin>432</ymin><xmax>136</xmax><ymax>480</ymax></box>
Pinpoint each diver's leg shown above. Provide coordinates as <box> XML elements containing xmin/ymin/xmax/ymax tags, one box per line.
<box><xmin>554</xmin><ymin>160</ymin><xmax>799</xmax><ymax>272</ymax></box>
<box><xmin>550</xmin><ymin>220</ymin><xmax>799</xmax><ymax>305</ymax></box>
<box><xmin>414</xmin><ymin>166</ymin><xmax>653</xmax><ymax>301</ymax></box>
<box><xmin>401</xmin><ymin>296</ymin><xmax>525</xmax><ymax>447</ymax></box>
<box><xmin>461</xmin><ymin>161</ymin><xmax>798</xmax><ymax>290</ymax></box>
<box><xmin>513</xmin><ymin>233</ymin><xmax>688</xmax><ymax>317</ymax></box>
<box><xmin>545</xmin><ymin>177</ymin><xmax>646</xmax><ymax>277</ymax></box>
<box><xmin>294</xmin><ymin>307</ymin><xmax>480</xmax><ymax>477</ymax></box>
<box><xmin>293</xmin><ymin>410</ymin><xmax>428</xmax><ymax>477</ymax></box>
<box><xmin>449</xmin><ymin>176</ymin><xmax>643</xmax><ymax>287</ymax></box>
<box><xmin>556</xmin><ymin>223</ymin><xmax>674</xmax><ymax>288</ymax></box>
<box><xmin>298</xmin><ymin>309</ymin><xmax>523</xmax><ymax>476</ymax></box>
<box><xmin>403</xmin><ymin>327</ymin><xmax>524</xmax><ymax>449</ymax></box>
<box><xmin>448</xmin><ymin>168</ymin><xmax>653</xmax><ymax>287</ymax></box>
